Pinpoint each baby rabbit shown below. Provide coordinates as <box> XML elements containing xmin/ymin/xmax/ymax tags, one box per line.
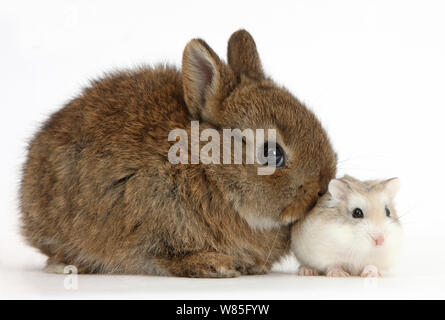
<box><xmin>20</xmin><ymin>30</ymin><xmax>337</xmax><ymax>277</ymax></box>
<box><xmin>292</xmin><ymin>175</ymin><xmax>403</xmax><ymax>277</ymax></box>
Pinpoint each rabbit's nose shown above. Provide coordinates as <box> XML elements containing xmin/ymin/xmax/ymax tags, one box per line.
<box><xmin>372</xmin><ymin>233</ymin><xmax>385</xmax><ymax>246</ymax></box>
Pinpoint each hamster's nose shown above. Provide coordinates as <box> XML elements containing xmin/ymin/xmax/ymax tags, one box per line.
<box><xmin>372</xmin><ymin>234</ymin><xmax>385</xmax><ymax>246</ymax></box>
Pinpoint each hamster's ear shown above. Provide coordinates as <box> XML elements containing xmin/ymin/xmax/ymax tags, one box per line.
<box><xmin>342</xmin><ymin>175</ymin><xmax>358</xmax><ymax>182</ymax></box>
<box><xmin>227</xmin><ymin>29</ymin><xmax>264</xmax><ymax>80</ymax></box>
<box><xmin>182</xmin><ymin>39</ymin><xmax>235</xmax><ymax>120</ymax></box>
<box><xmin>328</xmin><ymin>179</ymin><xmax>351</xmax><ymax>200</ymax></box>
<box><xmin>383</xmin><ymin>178</ymin><xmax>400</xmax><ymax>199</ymax></box>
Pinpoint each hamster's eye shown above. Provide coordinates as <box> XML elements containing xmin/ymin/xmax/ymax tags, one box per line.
<box><xmin>352</xmin><ymin>208</ymin><xmax>364</xmax><ymax>218</ymax></box>
<box><xmin>385</xmin><ymin>207</ymin><xmax>391</xmax><ymax>217</ymax></box>
<box><xmin>261</xmin><ymin>142</ymin><xmax>285</xmax><ymax>167</ymax></box>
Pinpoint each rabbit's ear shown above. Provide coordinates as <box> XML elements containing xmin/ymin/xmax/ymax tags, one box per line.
<box><xmin>227</xmin><ymin>29</ymin><xmax>264</xmax><ymax>80</ymax></box>
<box><xmin>182</xmin><ymin>39</ymin><xmax>233</xmax><ymax>120</ymax></box>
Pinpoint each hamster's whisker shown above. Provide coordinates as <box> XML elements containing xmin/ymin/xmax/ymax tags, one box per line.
<box><xmin>336</xmin><ymin>166</ymin><xmax>380</xmax><ymax>172</ymax></box>
<box><xmin>337</xmin><ymin>154</ymin><xmax>395</xmax><ymax>163</ymax></box>
<box><xmin>391</xmin><ymin>211</ymin><xmax>413</xmax><ymax>224</ymax></box>
<box><xmin>263</xmin><ymin>227</ymin><xmax>281</xmax><ymax>267</ymax></box>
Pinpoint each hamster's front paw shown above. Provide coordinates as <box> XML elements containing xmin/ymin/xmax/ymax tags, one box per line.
<box><xmin>326</xmin><ymin>266</ymin><xmax>350</xmax><ymax>277</ymax></box>
<box><xmin>360</xmin><ymin>265</ymin><xmax>381</xmax><ymax>278</ymax></box>
<box><xmin>298</xmin><ymin>265</ymin><xmax>319</xmax><ymax>276</ymax></box>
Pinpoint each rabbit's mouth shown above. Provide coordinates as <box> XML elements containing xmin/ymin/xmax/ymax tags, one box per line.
<box><xmin>280</xmin><ymin>191</ymin><xmax>319</xmax><ymax>225</ymax></box>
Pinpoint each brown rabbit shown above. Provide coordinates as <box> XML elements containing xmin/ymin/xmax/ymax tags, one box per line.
<box><xmin>20</xmin><ymin>30</ymin><xmax>336</xmax><ymax>277</ymax></box>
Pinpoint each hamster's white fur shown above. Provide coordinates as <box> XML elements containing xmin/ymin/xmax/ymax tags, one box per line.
<box><xmin>291</xmin><ymin>176</ymin><xmax>403</xmax><ymax>277</ymax></box>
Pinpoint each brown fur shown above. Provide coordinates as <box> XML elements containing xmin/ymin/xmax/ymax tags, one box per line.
<box><xmin>20</xmin><ymin>30</ymin><xmax>337</xmax><ymax>277</ymax></box>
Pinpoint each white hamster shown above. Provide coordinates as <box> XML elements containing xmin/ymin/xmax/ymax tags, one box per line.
<box><xmin>291</xmin><ymin>175</ymin><xmax>403</xmax><ymax>277</ymax></box>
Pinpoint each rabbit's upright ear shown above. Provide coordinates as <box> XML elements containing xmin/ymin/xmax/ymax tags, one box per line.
<box><xmin>182</xmin><ymin>39</ymin><xmax>234</xmax><ymax>120</ymax></box>
<box><xmin>227</xmin><ymin>29</ymin><xmax>264</xmax><ymax>80</ymax></box>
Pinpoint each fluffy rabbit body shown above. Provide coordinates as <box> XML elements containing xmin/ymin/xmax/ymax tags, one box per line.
<box><xmin>292</xmin><ymin>176</ymin><xmax>403</xmax><ymax>277</ymax></box>
<box><xmin>20</xmin><ymin>30</ymin><xmax>336</xmax><ymax>277</ymax></box>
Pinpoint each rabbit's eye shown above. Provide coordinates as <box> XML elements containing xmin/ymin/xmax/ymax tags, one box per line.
<box><xmin>261</xmin><ymin>142</ymin><xmax>285</xmax><ymax>167</ymax></box>
<box><xmin>385</xmin><ymin>207</ymin><xmax>391</xmax><ymax>217</ymax></box>
<box><xmin>352</xmin><ymin>208</ymin><xmax>364</xmax><ymax>218</ymax></box>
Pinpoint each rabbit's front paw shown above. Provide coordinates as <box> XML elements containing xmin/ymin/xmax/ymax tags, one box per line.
<box><xmin>241</xmin><ymin>265</ymin><xmax>269</xmax><ymax>275</ymax></box>
<box><xmin>158</xmin><ymin>251</ymin><xmax>241</xmax><ymax>278</ymax></box>
<box><xmin>212</xmin><ymin>266</ymin><xmax>241</xmax><ymax>278</ymax></box>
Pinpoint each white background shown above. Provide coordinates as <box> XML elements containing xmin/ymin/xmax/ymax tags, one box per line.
<box><xmin>1</xmin><ymin>0</ymin><xmax>445</xmax><ymax>299</ymax></box>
